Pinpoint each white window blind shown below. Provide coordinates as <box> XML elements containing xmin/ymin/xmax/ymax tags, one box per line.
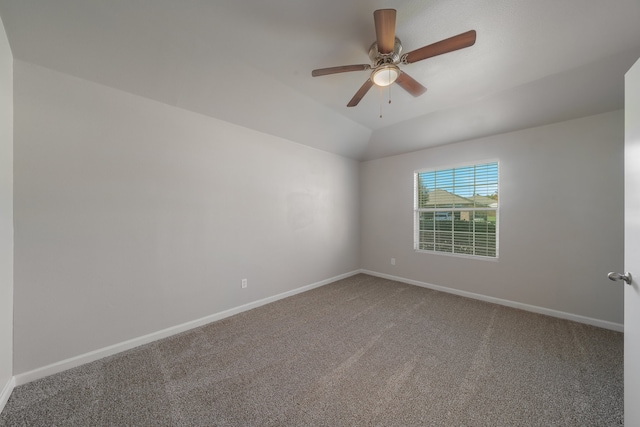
<box><xmin>414</xmin><ymin>162</ymin><xmax>499</xmax><ymax>258</ymax></box>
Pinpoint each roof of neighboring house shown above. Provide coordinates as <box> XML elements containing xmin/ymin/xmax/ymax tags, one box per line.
<box><xmin>468</xmin><ymin>195</ymin><xmax>498</xmax><ymax>208</ymax></box>
<box><xmin>420</xmin><ymin>189</ymin><xmax>497</xmax><ymax>208</ymax></box>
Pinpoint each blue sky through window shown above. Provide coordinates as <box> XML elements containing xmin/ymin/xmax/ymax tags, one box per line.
<box><xmin>418</xmin><ymin>162</ymin><xmax>498</xmax><ymax>198</ymax></box>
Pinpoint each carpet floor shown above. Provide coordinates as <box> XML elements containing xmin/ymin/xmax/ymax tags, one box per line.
<box><xmin>0</xmin><ymin>274</ymin><xmax>623</xmax><ymax>426</ymax></box>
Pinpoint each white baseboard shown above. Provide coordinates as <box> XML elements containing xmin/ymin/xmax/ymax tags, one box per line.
<box><xmin>361</xmin><ymin>270</ymin><xmax>624</xmax><ymax>332</ymax></box>
<box><xmin>0</xmin><ymin>376</ymin><xmax>15</xmax><ymax>414</ymax></box>
<box><xmin>14</xmin><ymin>270</ymin><xmax>360</xmax><ymax>386</ymax></box>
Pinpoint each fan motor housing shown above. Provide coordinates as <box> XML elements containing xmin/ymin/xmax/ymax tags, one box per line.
<box><xmin>369</xmin><ymin>37</ymin><xmax>403</xmax><ymax>65</ymax></box>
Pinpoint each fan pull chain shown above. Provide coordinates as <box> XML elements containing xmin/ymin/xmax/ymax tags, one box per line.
<box><xmin>379</xmin><ymin>86</ymin><xmax>383</xmax><ymax>118</ymax></box>
<box><xmin>388</xmin><ymin>68</ymin><xmax>392</xmax><ymax>105</ymax></box>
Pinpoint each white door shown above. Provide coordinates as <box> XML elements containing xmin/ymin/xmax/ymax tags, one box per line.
<box><xmin>624</xmin><ymin>57</ymin><xmax>640</xmax><ymax>426</ymax></box>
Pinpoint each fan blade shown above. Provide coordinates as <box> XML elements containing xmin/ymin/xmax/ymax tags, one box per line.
<box><xmin>374</xmin><ymin>9</ymin><xmax>396</xmax><ymax>54</ymax></box>
<box><xmin>404</xmin><ymin>30</ymin><xmax>476</xmax><ymax>64</ymax></box>
<box><xmin>347</xmin><ymin>79</ymin><xmax>374</xmax><ymax>107</ymax></box>
<box><xmin>312</xmin><ymin>64</ymin><xmax>371</xmax><ymax>77</ymax></box>
<box><xmin>395</xmin><ymin>72</ymin><xmax>427</xmax><ymax>97</ymax></box>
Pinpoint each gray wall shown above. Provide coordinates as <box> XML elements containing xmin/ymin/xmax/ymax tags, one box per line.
<box><xmin>0</xmin><ymin>15</ymin><xmax>13</xmax><ymax>399</ymax></box>
<box><xmin>361</xmin><ymin>110</ymin><xmax>624</xmax><ymax>325</ymax></box>
<box><xmin>13</xmin><ymin>60</ymin><xmax>361</xmax><ymax>374</ymax></box>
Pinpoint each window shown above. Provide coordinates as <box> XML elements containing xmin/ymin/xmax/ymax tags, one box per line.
<box><xmin>414</xmin><ymin>162</ymin><xmax>499</xmax><ymax>258</ymax></box>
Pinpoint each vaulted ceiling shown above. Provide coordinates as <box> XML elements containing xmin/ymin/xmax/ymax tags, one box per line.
<box><xmin>1</xmin><ymin>0</ymin><xmax>639</xmax><ymax>160</ymax></box>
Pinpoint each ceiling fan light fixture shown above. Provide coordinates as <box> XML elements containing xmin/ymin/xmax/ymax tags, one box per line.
<box><xmin>371</xmin><ymin>64</ymin><xmax>399</xmax><ymax>87</ymax></box>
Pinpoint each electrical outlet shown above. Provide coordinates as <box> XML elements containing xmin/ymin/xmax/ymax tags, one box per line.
<box><xmin>391</xmin><ymin>258</ymin><xmax>396</xmax><ymax>266</ymax></box>
<box><xmin>241</xmin><ymin>278</ymin><xmax>247</xmax><ymax>289</ymax></box>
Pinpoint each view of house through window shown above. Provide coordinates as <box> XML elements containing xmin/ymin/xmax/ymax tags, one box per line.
<box><xmin>414</xmin><ymin>162</ymin><xmax>498</xmax><ymax>258</ymax></box>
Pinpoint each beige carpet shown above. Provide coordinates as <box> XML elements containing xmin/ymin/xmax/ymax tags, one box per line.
<box><xmin>0</xmin><ymin>274</ymin><xmax>623</xmax><ymax>426</ymax></box>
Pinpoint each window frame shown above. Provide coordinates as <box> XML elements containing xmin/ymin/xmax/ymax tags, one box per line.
<box><xmin>413</xmin><ymin>160</ymin><xmax>500</xmax><ymax>260</ymax></box>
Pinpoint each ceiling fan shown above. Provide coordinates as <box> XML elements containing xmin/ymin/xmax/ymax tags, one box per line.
<box><xmin>311</xmin><ymin>9</ymin><xmax>476</xmax><ymax>107</ymax></box>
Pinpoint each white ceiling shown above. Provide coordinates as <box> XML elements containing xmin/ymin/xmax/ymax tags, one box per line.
<box><xmin>1</xmin><ymin>0</ymin><xmax>639</xmax><ymax>160</ymax></box>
